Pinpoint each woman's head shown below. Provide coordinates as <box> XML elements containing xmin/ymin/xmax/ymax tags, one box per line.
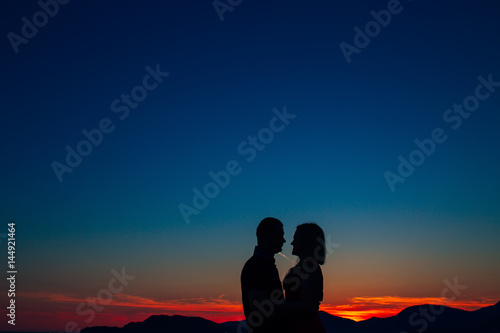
<box><xmin>291</xmin><ymin>223</ymin><xmax>326</xmax><ymax>265</ymax></box>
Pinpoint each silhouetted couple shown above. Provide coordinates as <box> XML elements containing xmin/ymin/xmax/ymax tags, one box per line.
<box><xmin>241</xmin><ymin>217</ymin><xmax>327</xmax><ymax>333</ymax></box>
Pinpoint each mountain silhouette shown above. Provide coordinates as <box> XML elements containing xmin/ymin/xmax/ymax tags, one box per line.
<box><xmin>318</xmin><ymin>310</ymin><xmax>357</xmax><ymax>330</ymax></box>
<box><xmin>81</xmin><ymin>301</ymin><xmax>500</xmax><ymax>333</ymax></box>
<box><xmin>81</xmin><ymin>314</ymin><xmax>235</xmax><ymax>333</ymax></box>
<box><xmin>334</xmin><ymin>301</ymin><xmax>500</xmax><ymax>333</ymax></box>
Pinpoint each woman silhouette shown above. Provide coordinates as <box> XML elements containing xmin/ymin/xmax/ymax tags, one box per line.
<box><xmin>282</xmin><ymin>223</ymin><xmax>327</xmax><ymax>333</ymax></box>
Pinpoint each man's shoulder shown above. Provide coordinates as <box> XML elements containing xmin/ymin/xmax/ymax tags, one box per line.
<box><xmin>241</xmin><ymin>254</ymin><xmax>269</xmax><ymax>278</ymax></box>
<box><xmin>242</xmin><ymin>254</ymin><xmax>261</xmax><ymax>271</ymax></box>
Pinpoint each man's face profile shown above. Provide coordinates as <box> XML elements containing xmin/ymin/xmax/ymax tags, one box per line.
<box><xmin>269</xmin><ymin>225</ymin><xmax>285</xmax><ymax>254</ymax></box>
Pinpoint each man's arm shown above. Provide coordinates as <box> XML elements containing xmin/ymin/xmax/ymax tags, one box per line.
<box><xmin>247</xmin><ymin>290</ymin><xmax>273</xmax><ymax>312</ymax></box>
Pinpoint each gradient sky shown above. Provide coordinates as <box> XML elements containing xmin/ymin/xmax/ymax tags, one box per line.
<box><xmin>1</xmin><ymin>0</ymin><xmax>500</xmax><ymax>331</ymax></box>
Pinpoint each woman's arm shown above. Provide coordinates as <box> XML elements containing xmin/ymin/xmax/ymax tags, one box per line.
<box><xmin>277</xmin><ymin>266</ymin><xmax>323</xmax><ymax>318</ymax></box>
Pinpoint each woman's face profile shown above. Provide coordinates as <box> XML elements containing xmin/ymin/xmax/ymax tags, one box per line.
<box><xmin>291</xmin><ymin>230</ymin><xmax>306</xmax><ymax>257</ymax></box>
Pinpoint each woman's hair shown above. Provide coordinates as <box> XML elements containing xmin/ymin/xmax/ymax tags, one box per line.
<box><xmin>296</xmin><ymin>223</ymin><xmax>326</xmax><ymax>265</ymax></box>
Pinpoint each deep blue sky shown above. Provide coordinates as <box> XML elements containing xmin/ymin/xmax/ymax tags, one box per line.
<box><xmin>1</xmin><ymin>0</ymin><xmax>500</xmax><ymax>330</ymax></box>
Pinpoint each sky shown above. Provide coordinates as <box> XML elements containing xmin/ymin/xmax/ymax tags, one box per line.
<box><xmin>1</xmin><ymin>0</ymin><xmax>500</xmax><ymax>331</ymax></box>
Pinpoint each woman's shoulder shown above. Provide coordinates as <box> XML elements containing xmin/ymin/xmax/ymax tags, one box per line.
<box><xmin>284</xmin><ymin>259</ymin><xmax>323</xmax><ymax>282</ymax></box>
<box><xmin>300</xmin><ymin>259</ymin><xmax>323</xmax><ymax>274</ymax></box>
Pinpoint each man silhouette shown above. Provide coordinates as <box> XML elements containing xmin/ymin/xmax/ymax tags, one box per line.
<box><xmin>241</xmin><ymin>217</ymin><xmax>286</xmax><ymax>333</ymax></box>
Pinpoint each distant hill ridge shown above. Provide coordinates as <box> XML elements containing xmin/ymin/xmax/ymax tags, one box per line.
<box><xmin>81</xmin><ymin>301</ymin><xmax>500</xmax><ymax>333</ymax></box>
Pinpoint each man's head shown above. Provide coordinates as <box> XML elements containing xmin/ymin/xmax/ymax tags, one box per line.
<box><xmin>256</xmin><ymin>217</ymin><xmax>285</xmax><ymax>254</ymax></box>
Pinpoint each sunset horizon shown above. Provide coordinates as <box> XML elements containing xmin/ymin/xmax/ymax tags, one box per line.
<box><xmin>5</xmin><ymin>290</ymin><xmax>498</xmax><ymax>331</ymax></box>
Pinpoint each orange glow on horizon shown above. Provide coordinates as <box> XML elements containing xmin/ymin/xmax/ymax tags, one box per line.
<box><xmin>320</xmin><ymin>296</ymin><xmax>498</xmax><ymax>322</ymax></box>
